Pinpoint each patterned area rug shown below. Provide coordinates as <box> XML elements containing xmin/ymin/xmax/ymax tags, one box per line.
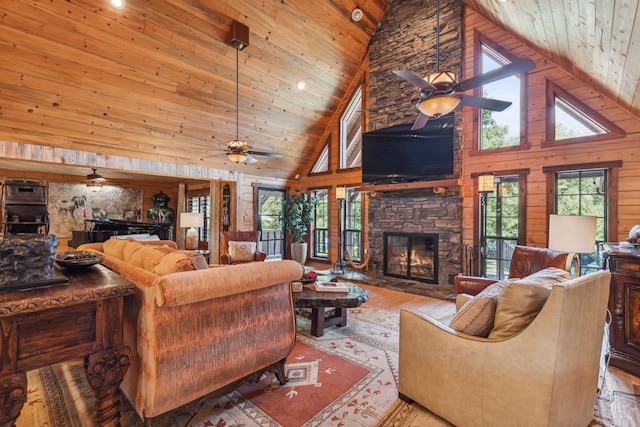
<box><xmin>17</xmin><ymin>307</ymin><xmax>640</xmax><ymax>427</ymax></box>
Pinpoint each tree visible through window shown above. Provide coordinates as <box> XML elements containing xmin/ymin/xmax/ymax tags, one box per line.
<box><xmin>187</xmin><ymin>194</ymin><xmax>210</xmax><ymax>243</ymax></box>
<box><xmin>554</xmin><ymin>96</ymin><xmax>607</xmax><ymax>140</ymax></box>
<box><xmin>256</xmin><ymin>187</ymin><xmax>285</xmax><ymax>259</ymax></box>
<box><xmin>479</xmin><ymin>44</ymin><xmax>523</xmax><ymax>150</ymax></box>
<box><xmin>555</xmin><ymin>169</ymin><xmax>607</xmax><ymax>274</ymax></box>
<box><xmin>312</xmin><ymin>189</ymin><xmax>328</xmax><ymax>259</ymax></box>
<box><xmin>344</xmin><ymin>188</ymin><xmax>363</xmax><ymax>262</ymax></box>
<box><xmin>481</xmin><ymin>176</ymin><xmax>520</xmax><ymax>279</ymax></box>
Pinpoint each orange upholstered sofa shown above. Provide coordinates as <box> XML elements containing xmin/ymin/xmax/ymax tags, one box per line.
<box><xmin>79</xmin><ymin>239</ymin><xmax>303</xmax><ymax>423</ymax></box>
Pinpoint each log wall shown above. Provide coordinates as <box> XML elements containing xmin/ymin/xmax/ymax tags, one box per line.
<box><xmin>461</xmin><ymin>7</ymin><xmax>640</xmax><ymax>249</ymax></box>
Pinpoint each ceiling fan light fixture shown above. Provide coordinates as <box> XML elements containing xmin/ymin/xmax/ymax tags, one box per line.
<box><xmin>418</xmin><ymin>95</ymin><xmax>460</xmax><ymax>118</ymax></box>
<box><xmin>426</xmin><ymin>70</ymin><xmax>458</xmax><ymax>89</ymax></box>
<box><xmin>86</xmin><ymin>181</ymin><xmax>103</xmax><ymax>192</ymax></box>
<box><xmin>86</xmin><ymin>168</ymin><xmax>104</xmax><ymax>191</ymax></box>
<box><xmin>227</xmin><ymin>152</ymin><xmax>248</xmax><ymax>163</ymax></box>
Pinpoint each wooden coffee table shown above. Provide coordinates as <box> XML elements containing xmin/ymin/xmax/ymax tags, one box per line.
<box><xmin>292</xmin><ymin>282</ymin><xmax>368</xmax><ymax>337</ymax></box>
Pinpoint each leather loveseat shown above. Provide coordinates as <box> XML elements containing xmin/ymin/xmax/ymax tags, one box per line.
<box><xmin>79</xmin><ymin>238</ymin><xmax>302</xmax><ymax>423</ymax></box>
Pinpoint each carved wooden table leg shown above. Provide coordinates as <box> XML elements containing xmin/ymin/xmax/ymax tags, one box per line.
<box><xmin>84</xmin><ymin>345</ymin><xmax>131</xmax><ymax>427</ymax></box>
<box><xmin>0</xmin><ymin>373</ymin><xmax>26</xmax><ymax>427</ymax></box>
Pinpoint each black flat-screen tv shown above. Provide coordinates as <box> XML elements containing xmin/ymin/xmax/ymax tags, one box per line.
<box><xmin>362</xmin><ymin>116</ymin><xmax>455</xmax><ymax>185</ymax></box>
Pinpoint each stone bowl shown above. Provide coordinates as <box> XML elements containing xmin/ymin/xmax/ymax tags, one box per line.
<box><xmin>55</xmin><ymin>251</ymin><xmax>104</xmax><ymax>269</ymax></box>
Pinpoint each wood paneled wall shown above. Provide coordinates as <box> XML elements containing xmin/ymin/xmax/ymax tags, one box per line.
<box><xmin>461</xmin><ymin>7</ymin><xmax>640</xmax><ymax>246</ymax></box>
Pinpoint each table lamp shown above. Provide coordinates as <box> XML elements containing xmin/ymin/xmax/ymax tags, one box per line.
<box><xmin>180</xmin><ymin>212</ymin><xmax>204</xmax><ymax>250</ymax></box>
<box><xmin>548</xmin><ymin>214</ymin><xmax>597</xmax><ymax>276</ymax></box>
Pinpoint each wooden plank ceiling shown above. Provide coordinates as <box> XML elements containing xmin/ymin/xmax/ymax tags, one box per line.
<box><xmin>0</xmin><ymin>0</ymin><xmax>391</xmax><ymax>180</ymax></box>
<box><xmin>0</xmin><ymin>0</ymin><xmax>639</xmax><ymax>182</ymax></box>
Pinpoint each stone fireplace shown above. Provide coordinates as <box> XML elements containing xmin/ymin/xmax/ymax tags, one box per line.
<box><xmin>363</xmin><ymin>0</ymin><xmax>463</xmax><ymax>299</ymax></box>
<box><xmin>368</xmin><ymin>189</ymin><xmax>461</xmax><ymax>298</ymax></box>
<box><xmin>384</xmin><ymin>232</ymin><xmax>438</xmax><ymax>283</ymax></box>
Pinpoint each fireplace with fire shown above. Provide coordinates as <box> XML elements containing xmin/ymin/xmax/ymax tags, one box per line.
<box><xmin>383</xmin><ymin>232</ymin><xmax>438</xmax><ymax>283</ymax></box>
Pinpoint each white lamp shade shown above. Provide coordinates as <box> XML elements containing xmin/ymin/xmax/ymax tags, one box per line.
<box><xmin>548</xmin><ymin>214</ymin><xmax>597</xmax><ymax>253</ymax></box>
<box><xmin>180</xmin><ymin>212</ymin><xmax>204</xmax><ymax>228</ymax></box>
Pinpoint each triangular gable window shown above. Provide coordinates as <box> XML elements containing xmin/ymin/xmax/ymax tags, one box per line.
<box><xmin>546</xmin><ymin>80</ymin><xmax>624</xmax><ymax>145</ymax></box>
<box><xmin>310</xmin><ymin>140</ymin><xmax>330</xmax><ymax>174</ymax></box>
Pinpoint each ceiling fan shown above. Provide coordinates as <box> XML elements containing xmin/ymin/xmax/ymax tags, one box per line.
<box><xmin>85</xmin><ymin>168</ymin><xmax>105</xmax><ymax>191</ymax></box>
<box><xmin>391</xmin><ymin>0</ymin><xmax>536</xmax><ymax>130</ymax></box>
<box><xmin>222</xmin><ymin>21</ymin><xmax>283</xmax><ymax>164</ymax></box>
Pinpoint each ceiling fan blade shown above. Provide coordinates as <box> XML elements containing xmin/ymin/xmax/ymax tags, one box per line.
<box><xmin>454</xmin><ymin>58</ymin><xmax>536</xmax><ymax>92</ymax></box>
<box><xmin>459</xmin><ymin>95</ymin><xmax>512</xmax><ymax>111</ymax></box>
<box><xmin>246</xmin><ymin>150</ymin><xmax>283</xmax><ymax>158</ymax></box>
<box><xmin>393</xmin><ymin>70</ymin><xmax>436</xmax><ymax>90</ymax></box>
<box><xmin>411</xmin><ymin>113</ymin><xmax>431</xmax><ymax>130</ymax></box>
<box><xmin>245</xmin><ymin>154</ymin><xmax>258</xmax><ymax>164</ymax></box>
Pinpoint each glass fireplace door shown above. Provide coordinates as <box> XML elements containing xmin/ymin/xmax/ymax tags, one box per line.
<box><xmin>383</xmin><ymin>232</ymin><xmax>438</xmax><ymax>283</ymax></box>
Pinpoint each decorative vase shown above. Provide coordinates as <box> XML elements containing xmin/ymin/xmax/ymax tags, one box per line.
<box><xmin>291</xmin><ymin>242</ymin><xmax>308</xmax><ymax>266</ymax></box>
<box><xmin>146</xmin><ymin>191</ymin><xmax>175</xmax><ymax>225</ymax></box>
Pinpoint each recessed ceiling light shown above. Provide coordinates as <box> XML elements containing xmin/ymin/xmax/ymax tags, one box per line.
<box><xmin>296</xmin><ymin>80</ymin><xmax>306</xmax><ymax>91</ymax></box>
<box><xmin>109</xmin><ymin>0</ymin><xmax>126</xmax><ymax>10</ymax></box>
<box><xmin>351</xmin><ymin>7</ymin><xmax>363</xmax><ymax>22</ymax></box>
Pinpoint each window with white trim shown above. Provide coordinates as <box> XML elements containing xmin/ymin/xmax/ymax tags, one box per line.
<box><xmin>340</xmin><ymin>85</ymin><xmax>362</xmax><ymax>169</ymax></box>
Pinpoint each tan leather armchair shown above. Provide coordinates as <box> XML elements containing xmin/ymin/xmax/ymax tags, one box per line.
<box><xmin>220</xmin><ymin>230</ymin><xmax>267</xmax><ymax>264</ymax></box>
<box><xmin>456</xmin><ymin>245</ymin><xmax>574</xmax><ymax>297</ymax></box>
<box><xmin>399</xmin><ymin>270</ymin><xmax>611</xmax><ymax>427</ymax></box>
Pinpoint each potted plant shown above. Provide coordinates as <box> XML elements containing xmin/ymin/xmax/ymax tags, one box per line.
<box><xmin>282</xmin><ymin>189</ymin><xmax>317</xmax><ymax>265</ymax></box>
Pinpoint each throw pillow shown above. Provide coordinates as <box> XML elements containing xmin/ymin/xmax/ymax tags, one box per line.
<box><xmin>122</xmin><ymin>240</ymin><xmax>144</xmax><ymax>263</ymax></box>
<box><xmin>488</xmin><ymin>267</ymin><xmax>571</xmax><ymax>339</ymax></box>
<box><xmin>228</xmin><ymin>241</ymin><xmax>256</xmax><ymax>262</ymax></box>
<box><xmin>103</xmin><ymin>238</ymin><xmax>130</xmax><ymax>260</ymax></box>
<box><xmin>449</xmin><ymin>279</ymin><xmax>511</xmax><ymax>337</ymax></box>
<box><xmin>151</xmin><ymin>251</ymin><xmax>208</xmax><ymax>276</ymax></box>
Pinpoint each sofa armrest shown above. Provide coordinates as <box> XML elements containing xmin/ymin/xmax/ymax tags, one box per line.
<box><xmin>454</xmin><ymin>275</ymin><xmax>498</xmax><ymax>296</ymax></box>
<box><xmin>152</xmin><ymin>259</ymin><xmax>303</xmax><ymax>307</ymax></box>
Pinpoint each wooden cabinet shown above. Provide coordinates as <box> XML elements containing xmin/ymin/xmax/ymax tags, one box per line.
<box><xmin>605</xmin><ymin>247</ymin><xmax>640</xmax><ymax>377</ymax></box>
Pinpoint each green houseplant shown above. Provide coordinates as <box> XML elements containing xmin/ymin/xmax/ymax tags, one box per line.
<box><xmin>282</xmin><ymin>189</ymin><xmax>317</xmax><ymax>265</ymax></box>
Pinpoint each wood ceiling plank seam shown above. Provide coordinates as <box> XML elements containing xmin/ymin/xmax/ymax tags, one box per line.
<box><xmin>546</xmin><ymin>0</ymin><xmax>574</xmax><ymax>71</ymax></box>
<box><xmin>616</xmin><ymin>1</ymin><xmax>640</xmax><ymax>110</ymax></box>
<box><xmin>575</xmin><ymin>0</ymin><xmax>597</xmax><ymax>87</ymax></box>
<box><xmin>606</xmin><ymin>0</ymin><xmax>637</xmax><ymax>100</ymax></box>
<box><xmin>592</xmin><ymin>0</ymin><xmax>615</xmax><ymax>97</ymax></box>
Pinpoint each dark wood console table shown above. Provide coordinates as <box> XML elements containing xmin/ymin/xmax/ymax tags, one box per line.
<box><xmin>604</xmin><ymin>244</ymin><xmax>640</xmax><ymax>377</ymax></box>
<box><xmin>293</xmin><ymin>282</ymin><xmax>368</xmax><ymax>337</ymax></box>
<box><xmin>0</xmin><ymin>264</ymin><xmax>136</xmax><ymax>427</ymax></box>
